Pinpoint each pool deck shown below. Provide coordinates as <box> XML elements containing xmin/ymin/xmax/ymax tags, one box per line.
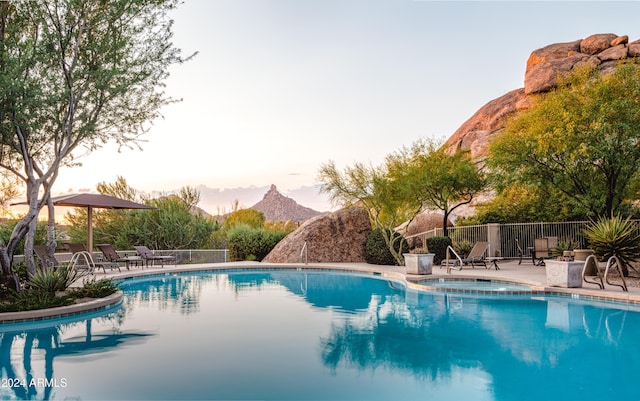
<box><xmin>3</xmin><ymin>258</ymin><xmax>640</xmax><ymax>323</ymax></box>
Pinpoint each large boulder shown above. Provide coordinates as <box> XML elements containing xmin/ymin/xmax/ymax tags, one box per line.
<box><xmin>524</xmin><ymin>33</ymin><xmax>635</xmax><ymax>94</ymax></box>
<box><xmin>443</xmin><ymin>88</ymin><xmax>527</xmax><ymax>159</ymax></box>
<box><xmin>445</xmin><ymin>33</ymin><xmax>640</xmax><ymax>160</ymax></box>
<box><xmin>262</xmin><ymin>207</ymin><xmax>372</xmax><ymax>263</ymax></box>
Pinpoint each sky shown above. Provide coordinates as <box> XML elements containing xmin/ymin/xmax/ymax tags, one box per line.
<box><xmin>53</xmin><ymin>1</ymin><xmax>640</xmax><ymax>212</ymax></box>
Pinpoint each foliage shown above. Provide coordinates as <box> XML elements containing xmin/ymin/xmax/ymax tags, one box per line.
<box><xmin>318</xmin><ymin>161</ymin><xmax>420</xmax><ymax>265</ymax></box>
<box><xmin>551</xmin><ymin>238</ymin><xmax>580</xmax><ymax>258</ymax></box>
<box><xmin>386</xmin><ymin>138</ymin><xmax>486</xmax><ymax>236</ymax></box>
<box><xmin>488</xmin><ymin>61</ymin><xmax>640</xmax><ymax>219</ymax></box>
<box><xmin>72</xmin><ymin>277</ymin><xmax>119</xmax><ymax>298</ymax></box>
<box><xmin>224</xmin><ymin>208</ymin><xmax>266</xmax><ymax>230</ymax></box>
<box><xmin>227</xmin><ymin>224</ymin><xmax>287</xmax><ymax>262</ymax></box>
<box><xmin>365</xmin><ymin>229</ymin><xmax>409</xmax><ymax>266</ymax></box>
<box><xmin>583</xmin><ymin>215</ymin><xmax>640</xmax><ymax>276</ymax></box>
<box><xmin>0</xmin><ymin>220</ymin><xmax>64</xmax><ymax>255</ymax></box>
<box><xmin>425</xmin><ymin>236</ymin><xmax>452</xmax><ymax>265</ymax></box>
<box><xmin>27</xmin><ymin>265</ymin><xmax>87</xmax><ymax>293</ymax></box>
<box><xmin>453</xmin><ymin>240</ymin><xmax>473</xmax><ymax>258</ymax></box>
<box><xmin>0</xmin><ymin>0</ymin><xmax>190</xmax><ymax>285</ymax></box>
<box><xmin>0</xmin><ymin>289</ymin><xmax>74</xmax><ymax>312</ymax></box>
<box><xmin>459</xmin><ymin>184</ymin><xmax>586</xmax><ymax>225</ymax></box>
<box><xmin>65</xmin><ymin>179</ymin><xmax>219</xmax><ymax>250</ymax></box>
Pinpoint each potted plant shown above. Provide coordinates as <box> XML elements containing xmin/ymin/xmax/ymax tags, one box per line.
<box><xmin>404</xmin><ymin>246</ymin><xmax>435</xmax><ymax>275</ymax></box>
<box><xmin>583</xmin><ymin>215</ymin><xmax>640</xmax><ymax>276</ymax></box>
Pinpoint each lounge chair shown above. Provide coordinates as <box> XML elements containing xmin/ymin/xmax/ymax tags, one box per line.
<box><xmin>461</xmin><ymin>241</ymin><xmax>489</xmax><ymax>269</ymax></box>
<box><xmin>134</xmin><ymin>245</ymin><xmax>176</xmax><ymax>267</ymax></box>
<box><xmin>34</xmin><ymin>244</ymin><xmax>120</xmax><ymax>274</ymax></box>
<box><xmin>98</xmin><ymin>244</ymin><xmax>143</xmax><ymax>270</ymax></box>
<box><xmin>533</xmin><ymin>238</ymin><xmax>551</xmax><ymax>266</ymax></box>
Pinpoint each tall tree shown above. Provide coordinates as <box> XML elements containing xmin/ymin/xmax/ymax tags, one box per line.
<box><xmin>386</xmin><ymin>139</ymin><xmax>486</xmax><ymax>237</ymax></box>
<box><xmin>318</xmin><ymin>160</ymin><xmax>420</xmax><ymax>265</ymax></box>
<box><xmin>0</xmin><ymin>0</ymin><xmax>190</xmax><ymax>287</ymax></box>
<box><xmin>488</xmin><ymin>61</ymin><xmax>640</xmax><ymax>218</ymax></box>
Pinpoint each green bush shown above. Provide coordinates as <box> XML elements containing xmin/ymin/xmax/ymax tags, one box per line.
<box><xmin>425</xmin><ymin>236</ymin><xmax>452</xmax><ymax>265</ymax></box>
<box><xmin>365</xmin><ymin>229</ymin><xmax>409</xmax><ymax>266</ymax></box>
<box><xmin>0</xmin><ymin>289</ymin><xmax>74</xmax><ymax>312</ymax></box>
<box><xmin>73</xmin><ymin>277</ymin><xmax>119</xmax><ymax>298</ymax></box>
<box><xmin>584</xmin><ymin>215</ymin><xmax>640</xmax><ymax>276</ymax></box>
<box><xmin>27</xmin><ymin>265</ymin><xmax>87</xmax><ymax>293</ymax></box>
<box><xmin>227</xmin><ymin>224</ymin><xmax>287</xmax><ymax>261</ymax></box>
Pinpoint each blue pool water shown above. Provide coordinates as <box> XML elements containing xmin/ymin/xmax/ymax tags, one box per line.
<box><xmin>1</xmin><ymin>269</ymin><xmax>640</xmax><ymax>400</ymax></box>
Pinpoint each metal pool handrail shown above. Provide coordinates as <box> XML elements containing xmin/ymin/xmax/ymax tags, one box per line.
<box><xmin>300</xmin><ymin>241</ymin><xmax>308</xmax><ymax>265</ymax></box>
<box><xmin>443</xmin><ymin>245</ymin><xmax>464</xmax><ymax>274</ymax></box>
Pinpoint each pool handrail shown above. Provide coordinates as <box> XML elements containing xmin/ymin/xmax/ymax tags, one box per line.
<box><xmin>443</xmin><ymin>246</ymin><xmax>464</xmax><ymax>274</ymax></box>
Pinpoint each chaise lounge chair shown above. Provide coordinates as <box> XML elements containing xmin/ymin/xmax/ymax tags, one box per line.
<box><xmin>34</xmin><ymin>244</ymin><xmax>120</xmax><ymax>274</ymax></box>
<box><xmin>98</xmin><ymin>244</ymin><xmax>143</xmax><ymax>270</ymax></box>
<box><xmin>461</xmin><ymin>241</ymin><xmax>489</xmax><ymax>269</ymax></box>
<box><xmin>134</xmin><ymin>245</ymin><xmax>176</xmax><ymax>267</ymax></box>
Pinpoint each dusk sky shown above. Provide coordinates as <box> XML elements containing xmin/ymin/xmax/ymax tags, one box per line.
<box><xmin>54</xmin><ymin>1</ymin><xmax>640</xmax><ymax>211</ymax></box>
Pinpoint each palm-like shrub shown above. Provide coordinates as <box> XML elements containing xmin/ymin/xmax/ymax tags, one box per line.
<box><xmin>584</xmin><ymin>215</ymin><xmax>640</xmax><ymax>276</ymax></box>
<box><xmin>28</xmin><ymin>265</ymin><xmax>87</xmax><ymax>293</ymax></box>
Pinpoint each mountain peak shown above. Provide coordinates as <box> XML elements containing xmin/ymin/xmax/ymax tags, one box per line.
<box><xmin>252</xmin><ymin>184</ymin><xmax>323</xmax><ymax>222</ymax></box>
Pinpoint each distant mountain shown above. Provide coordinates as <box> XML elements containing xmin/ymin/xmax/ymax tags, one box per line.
<box><xmin>251</xmin><ymin>185</ymin><xmax>323</xmax><ymax>222</ymax></box>
<box><xmin>188</xmin><ymin>184</ymin><xmax>334</xmax><ymax>216</ymax></box>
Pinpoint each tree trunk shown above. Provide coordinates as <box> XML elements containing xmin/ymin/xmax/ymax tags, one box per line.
<box><xmin>24</xmin><ymin>216</ymin><xmax>37</xmax><ymax>277</ymax></box>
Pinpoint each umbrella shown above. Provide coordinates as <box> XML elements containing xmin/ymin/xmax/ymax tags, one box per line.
<box><xmin>14</xmin><ymin>193</ymin><xmax>153</xmax><ymax>251</ymax></box>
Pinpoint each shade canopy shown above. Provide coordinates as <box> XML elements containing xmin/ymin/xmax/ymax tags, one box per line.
<box><xmin>13</xmin><ymin>193</ymin><xmax>153</xmax><ymax>252</ymax></box>
<box><xmin>49</xmin><ymin>193</ymin><xmax>153</xmax><ymax>210</ymax></box>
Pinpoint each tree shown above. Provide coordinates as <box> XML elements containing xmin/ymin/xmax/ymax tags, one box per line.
<box><xmin>386</xmin><ymin>139</ymin><xmax>486</xmax><ymax>237</ymax></box>
<box><xmin>488</xmin><ymin>61</ymin><xmax>640</xmax><ymax>219</ymax></box>
<box><xmin>0</xmin><ymin>0</ymin><xmax>190</xmax><ymax>288</ymax></box>
<box><xmin>318</xmin><ymin>160</ymin><xmax>420</xmax><ymax>265</ymax></box>
<box><xmin>66</xmin><ymin>178</ymin><xmax>218</xmax><ymax>250</ymax></box>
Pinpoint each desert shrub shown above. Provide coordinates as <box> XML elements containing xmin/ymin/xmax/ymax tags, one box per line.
<box><xmin>365</xmin><ymin>229</ymin><xmax>409</xmax><ymax>266</ymax></box>
<box><xmin>227</xmin><ymin>224</ymin><xmax>287</xmax><ymax>261</ymax></box>
<box><xmin>584</xmin><ymin>215</ymin><xmax>640</xmax><ymax>276</ymax></box>
<box><xmin>0</xmin><ymin>289</ymin><xmax>74</xmax><ymax>312</ymax></box>
<box><xmin>426</xmin><ymin>236</ymin><xmax>452</xmax><ymax>265</ymax></box>
<box><xmin>27</xmin><ymin>265</ymin><xmax>87</xmax><ymax>293</ymax></box>
<box><xmin>453</xmin><ymin>240</ymin><xmax>473</xmax><ymax>258</ymax></box>
<box><xmin>73</xmin><ymin>277</ymin><xmax>119</xmax><ymax>298</ymax></box>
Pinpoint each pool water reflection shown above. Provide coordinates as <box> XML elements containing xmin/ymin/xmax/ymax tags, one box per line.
<box><xmin>1</xmin><ymin>270</ymin><xmax>640</xmax><ymax>400</ymax></box>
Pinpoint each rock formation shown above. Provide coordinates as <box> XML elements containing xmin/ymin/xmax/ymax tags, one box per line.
<box><xmin>251</xmin><ymin>184</ymin><xmax>322</xmax><ymax>222</ymax></box>
<box><xmin>262</xmin><ymin>207</ymin><xmax>371</xmax><ymax>263</ymax></box>
<box><xmin>444</xmin><ymin>33</ymin><xmax>640</xmax><ymax>160</ymax></box>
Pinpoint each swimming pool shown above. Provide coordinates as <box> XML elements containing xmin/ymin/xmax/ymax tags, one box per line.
<box><xmin>1</xmin><ymin>269</ymin><xmax>639</xmax><ymax>400</ymax></box>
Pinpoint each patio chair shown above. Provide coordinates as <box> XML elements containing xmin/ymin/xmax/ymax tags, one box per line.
<box><xmin>98</xmin><ymin>244</ymin><xmax>143</xmax><ymax>270</ymax></box>
<box><xmin>461</xmin><ymin>241</ymin><xmax>489</xmax><ymax>269</ymax></box>
<box><xmin>134</xmin><ymin>245</ymin><xmax>176</xmax><ymax>267</ymax></box>
<box><xmin>34</xmin><ymin>244</ymin><xmax>120</xmax><ymax>274</ymax></box>
<box><xmin>533</xmin><ymin>238</ymin><xmax>551</xmax><ymax>266</ymax></box>
<box><xmin>515</xmin><ymin>238</ymin><xmax>531</xmax><ymax>265</ymax></box>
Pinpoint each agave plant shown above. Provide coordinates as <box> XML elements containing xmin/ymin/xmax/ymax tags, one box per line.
<box><xmin>28</xmin><ymin>264</ymin><xmax>87</xmax><ymax>293</ymax></box>
<box><xmin>583</xmin><ymin>215</ymin><xmax>640</xmax><ymax>276</ymax></box>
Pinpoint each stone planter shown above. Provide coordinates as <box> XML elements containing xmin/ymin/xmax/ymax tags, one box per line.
<box><xmin>404</xmin><ymin>253</ymin><xmax>434</xmax><ymax>275</ymax></box>
<box><xmin>573</xmin><ymin>249</ymin><xmax>594</xmax><ymax>261</ymax></box>
<box><xmin>545</xmin><ymin>260</ymin><xmax>584</xmax><ymax>288</ymax></box>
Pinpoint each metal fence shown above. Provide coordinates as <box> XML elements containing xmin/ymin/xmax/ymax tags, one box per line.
<box><xmin>406</xmin><ymin>221</ymin><xmax>595</xmax><ymax>259</ymax></box>
<box><xmin>13</xmin><ymin>249</ymin><xmax>230</xmax><ymax>267</ymax></box>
